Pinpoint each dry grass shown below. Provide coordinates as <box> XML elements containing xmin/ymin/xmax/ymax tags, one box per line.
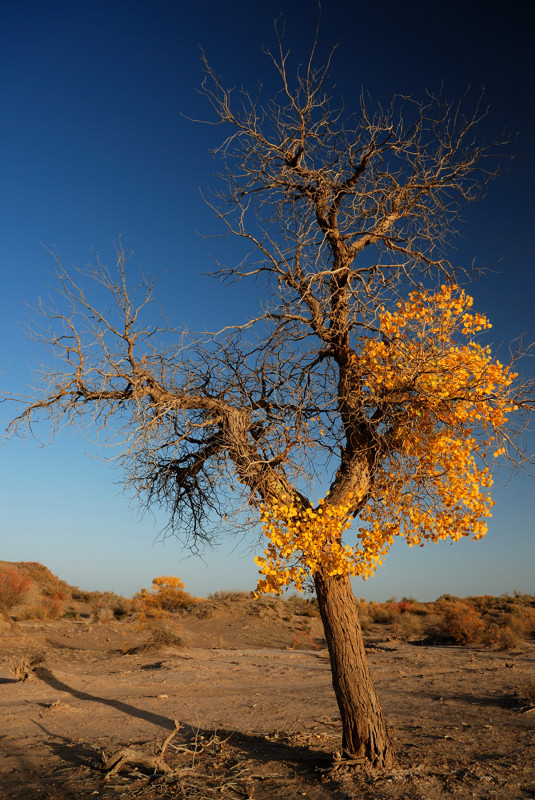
<box><xmin>515</xmin><ymin>676</ymin><xmax>535</xmax><ymax>710</ymax></box>
<box><xmin>124</xmin><ymin>621</ymin><xmax>184</xmax><ymax>654</ymax></box>
<box><xmin>19</xmin><ymin>598</ymin><xmax>64</xmax><ymax>620</ymax></box>
<box><xmin>10</xmin><ymin>652</ymin><xmax>45</xmax><ymax>682</ymax></box>
<box><xmin>91</xmin><ymin>606</ymin><xmax>115</xmax><ymax>623</ymax></box>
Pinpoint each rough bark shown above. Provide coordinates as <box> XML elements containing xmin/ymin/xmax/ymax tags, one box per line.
<box><xmin>314</xmin><ymin>570</ymin><xmax>396</xmax><ymax>767</ymax></box>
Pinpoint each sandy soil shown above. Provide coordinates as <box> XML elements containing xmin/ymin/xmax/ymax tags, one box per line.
<box><xmin>0</xmin><ymin>606</ymin><xmax>534</xmax><ymax>799</ymax></box>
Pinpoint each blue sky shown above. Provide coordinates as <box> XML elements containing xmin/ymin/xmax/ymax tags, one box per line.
<box><xmin>1</xmin><ymin>0</ymin><xmax>533</xmax><ymax>600</ymax></box>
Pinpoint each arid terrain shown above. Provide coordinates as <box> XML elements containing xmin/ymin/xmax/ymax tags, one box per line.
<box><xmin>0</xmin><ymin>566</ymin><xmax>534</xmax><ymax>799</ymax></box>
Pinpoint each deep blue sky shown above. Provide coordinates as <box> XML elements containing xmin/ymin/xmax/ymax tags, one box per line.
<box><xmin>1</xmin><ymin>0</ymin><xmax>533</xmax><ymax>600</ymax></box>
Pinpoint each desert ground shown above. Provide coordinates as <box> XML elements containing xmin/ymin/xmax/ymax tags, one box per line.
<box><xmin>1</xmin><ymin>588</ymin><xmax>534</xmax><ymax>800</ymax></box>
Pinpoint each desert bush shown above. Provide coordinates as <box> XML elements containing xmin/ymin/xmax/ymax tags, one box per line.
<box><xmin>19</xmin><ymin>597</ymin><xmax>63</xmax><ymax>620</ymax></box>
<box><xmin>71</xmin><ymin>588</ymin><xmax>94</xmax><ymax>603</ymax></box>
<box><xmin>10</xmin><ymin>652</ymin><xmax>45</xmax><ymax>682</ymax></box>
<box><xmin>91</xmin><ymin>606</ymin><xmax>115</xmax><ymax>623</ymax></box>
<box><xmin>113</xmin><ymin>598</ymin><xmax>131</xmax><ymax>619</ymax></box>
<box><xmin>290</xmin><ymin>627</ymin><xmax>322</xmax><ymax>650</ymax></box>
<box><xmin>393</xmin><ymin>612</ymin><xmax>426</xmax><ymax>641</ymax></box>
<box><xmin>505</xmin><ymin>606</ymin><xmax>535</xmax><ymax>638</ymax></box>
<box><xmin>428</xmin><ymin>600</ymin><xmax>485</xmax><ymax>645</ymax></box>
<box><xmin>137</xmin><ymin>576</ymin><xmax>198</xmax><ymax>616</ymax></box>
<box><xmin>513</xmin><ymin>591</ymin><xmax>535</xmax><ymax>606</ymax></box>
<box><xmin>466</xmin><ymin>594</ymin><xmax>499</xmax><ymax>614</ymax></box>
<box><xmin>356</xmin><ymin>599</ymin><xmax>372</xmax><ymax>632</ymax></box>
<box><xmin>397</xmin><ymin>599</ymin><xmax>429</xmax><ymax>616</ymax></box>
<box><xmin>207</xmin><ymin>590</ymin><xmax>251</xmax><ymax>604</ymax></box>
<box><xmin>437</xmin><ymin>593</ymin><xmax>461</xmax><ymax>604</ymax></box>
<box><xmin>126</xmin><ymin>619</ymin><xmax>184</xmax><ymax>653</ymax></box>
<box><xmin>42</xmin><ymin>597</ymin><xmax>63</xmax><ymax>618</ymax></box>
<box><xmin>18</xmin><ymin>604</ymin><xmax>47</xmax><ymax>620</ymax></box>
<box><xmin>462</xmin><ymin>595</ymin><xmax>535</xmax><ymax>644</ymax></box>
<box><xmin>515</xmin><ymin>676</ymin><xmax>535</xmax><ymax>709</ymax></box>
<box><xmin>368</xmin><ymin>601</ymin><xmax>401</xmax><ymax>625</ymax></box>
<box><xmin>284</xmin><ymin>595</ymin><xmax>319</xmax><ymax>617</ymax></box>
<box><xmin>13</xmin><ymin>562</ymin><xmax>70</xmax><ymax>598</ymax></box>
<box><xmin>43</xmin><ymin>588</ymin><xmax>68</xmax><ymax>601</ymax></box>
<box><xmin>0</xmin><ymin>568</ymin><xmax>32</xmax><ymax>614</ymax></box>
<box><xmin>483</xmin><ymin>623</ymin><xmax>520</xmax><ymax>650</ymax></box>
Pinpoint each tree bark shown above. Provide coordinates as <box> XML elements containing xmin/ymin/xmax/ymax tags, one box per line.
<box><xmin>314</xmin><ymin>570</ymin><xmax>396</xmax><ymax>767</ymax></box>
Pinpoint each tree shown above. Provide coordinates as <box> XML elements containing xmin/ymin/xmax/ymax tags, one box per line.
<box><xmin>6</xmin><ymin>35</ymin><xmax>532</xmax><ymax>767</ymax></box>
<box><xmin>136</xmin><ymin>576</ymin><xmax>198</xmax><ymax>614</ymax></box>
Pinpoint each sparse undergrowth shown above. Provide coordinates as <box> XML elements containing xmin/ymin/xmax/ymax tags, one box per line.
<box><xmin>124</xmin><ymin>620</ymin><xmax>185</xmax><ymax>654</ymax></box>
<box><xmin>358</xmin><ymin>593</ymin><xmax>535</xmax><ymax>649</ymax></box>
<box><xmin>2</xmin><ymin>562</ymin><xmax>534</xmax><ymax>652</ymax></box>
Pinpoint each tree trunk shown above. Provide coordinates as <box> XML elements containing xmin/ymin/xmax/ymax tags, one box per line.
<box><xmin>314</xmin><ymin>570</ymin><xmax>396</xmax><ymax>767</ymax></box>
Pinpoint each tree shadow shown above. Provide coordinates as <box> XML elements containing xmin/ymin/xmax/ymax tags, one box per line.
<box><xmin>33</xmin><ymin>665</ymin><xmax>335</xmax><ymax>772</ymax></box>
<box><xmin>443</xmin><ymin>691</ymin><xmax>520</xmax><ymax>710</ymax></box>
<box><xmin>0</xmin><ymin>727</ymin><xmax>96</xmax><ymax>800</ymax></box>
<box><xmin>34</xmin><ymin>666</ymin><xmax>177</xmax><ymax>731</ymax></box>
<box><xmin>32</xmin><ymin>720</ymin><xmax>97</xmax><ymax>766</ymax></box>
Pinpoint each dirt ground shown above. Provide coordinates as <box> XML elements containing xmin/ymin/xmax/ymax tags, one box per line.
<box><xmin>0</xmin><ymin>603</ymin><xmax>534</xmax><ymax>800</ymax></box>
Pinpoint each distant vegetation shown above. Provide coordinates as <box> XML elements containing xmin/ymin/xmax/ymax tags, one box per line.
<box><xmin>1</xmin><ymin>562</ymin><xmax>533</xmax><ymax>650</ymax></box>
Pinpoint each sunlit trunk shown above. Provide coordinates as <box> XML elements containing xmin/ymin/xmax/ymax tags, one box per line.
<box><xmin>314</xmin><ymin>570</ymin><xmax>396</xmax><ymax>767</ymax></box>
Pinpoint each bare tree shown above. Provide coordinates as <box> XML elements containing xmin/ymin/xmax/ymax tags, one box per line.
<box><xmin>6</xmin><ymin>34</ymin><xmax>533</xmax><ymax>767</ymax></box>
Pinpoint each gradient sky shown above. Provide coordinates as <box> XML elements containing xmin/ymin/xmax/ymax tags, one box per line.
<box><xmin>1</xmin><ymin>0</ymin><xmax>534</xmax><ymax>600</ymax></box>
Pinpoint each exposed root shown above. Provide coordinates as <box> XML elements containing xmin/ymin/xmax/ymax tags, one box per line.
<box><xmin>99</xmin><ymin>720</ymin><xmax>181</xmax><ymax>778</ymax></box>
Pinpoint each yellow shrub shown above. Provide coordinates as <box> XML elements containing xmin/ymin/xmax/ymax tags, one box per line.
<box><xmin>136</xmin><ymin>576</ymin><xmax>198</xmax><ymax>620</ymax></box>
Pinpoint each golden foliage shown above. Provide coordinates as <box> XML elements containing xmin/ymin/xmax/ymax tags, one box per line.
<box><xmin>255</xmin><ymin>286</ymin><xmax>518</xmax><ymax>593</ymax></box>
<box><xmin>136</xmin><ymin>576</ymin><xmax>198</xmax><ymax>618</ymax></box>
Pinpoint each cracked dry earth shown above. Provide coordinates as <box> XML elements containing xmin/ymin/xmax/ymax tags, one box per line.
<box><xmin>0</xmin><ymin>610</ymin><xmax>534</xmax><ymax>800</ymax></box>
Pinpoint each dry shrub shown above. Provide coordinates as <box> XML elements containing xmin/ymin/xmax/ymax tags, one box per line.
<box><xmin>190</xmin><ymin>591</ymin><xmax>250</xmax><ymax>620</ymax></box>
<box><xmin>484</xmin><ymin>624</ymin><xmax>520</xmax><ymax>651</ymax></box>
<box><xmin>9</xmin><ymin>562</ymin><xmax>70</xmax><ymax>599</ymax></box>
<box><xmin>71</xmin><ymin>588</ymin><xmax>96</xmax><ymax>602</ymax></box>
<box><xmin>18</xmin><ymin>604</ymin><xmax>47</xmax><ymax>620</ymax></box>
<box><xmin>207</xmin><ymin>590</ymin><xmax>251</xmax><ymax>605</ymax></box>
<box><xmin>398</xmin><ymin>598</ymin><xmax>429</xmax><ymax>616</ymax></box>
<box><xmin>460</xmin><ymin>594</ymin><xmax>535</xmax><ymax>646</ymax></box>
<box><xmin>43</xmin><ymin>597</ymin><xmax>63</xmax><ymax>618</ymax></box>
<box><xmin>44</xmin><ymin>589</ymin><xmax>68</xmax><ymax>601</ymax></box>
<box><xmin>515</xmin><ymin>676</ymin><xmax>535</xmax><ymax>709</ymax></box>
<box><xmin>290</xmin><ymin>628</ymin><xmax>321</xmax><ymax>650</ymax></box>
<box><xmin>356</xmin><ymin>599</ymin><xmax>372</xmax><ymax>632</ymax></box>
<box><xmin>10</xmin><ymin>652</ymin><xmax>45</xmax><ymax>682</ymax></box>
<box><xmin>18</xmin><ymin>597</ymin><xmax>63</xmax><ymax>620</ymax></box>
<box><xmin>0</xmin><ymin>568</ymin><xmax>32</xmax><ymax>614</ymax></box>
<box><xmin>112</xmin><ymin>597</ymin><xmax>131</xmax><ymax>618</ymax></box>
<box><xmin>91</xmin><ymin>606</ymin><xmax>115</xmax><ymax>623</ymax></box>
<box><xmin>506</xmin><ymin>606</ymin><xmax>535</xmax><ymax>638</ymax></box>
<box><xmin>393</xmin><ymin>612</ymin><xmax>426</xmax><ymax>641</ymax></box>
<box><xmin>126</xmin><ymin>620</ymin><xmax>184</xmax><ymax>654</ymax></box>
<box><xmin>284</xmin><ymin>595</ymin><xmax>319</xmax><ymax>618</ymax></box>
<box><xmin>137</xmin><ymin>576</ymin><xmax>198</xmax><ymax>616</ymax></box>
<box><xmin>368</xmin><ymin>601</ymin><xmax>401</xmax><ymax>625</ymax></box>
<box><xmin>428</xmin><ymin>600</ymin><xmax>485</xmax><ymax>645</ymax></box>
